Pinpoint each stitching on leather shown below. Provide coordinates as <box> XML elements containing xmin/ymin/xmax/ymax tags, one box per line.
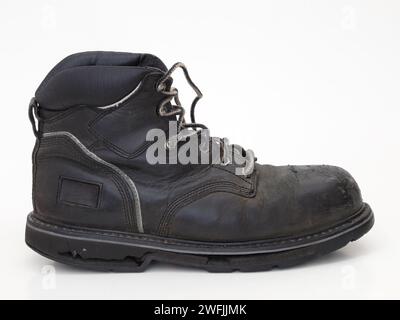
<box><xmin>119</xmin><ymin>163</ymin><xmax>212</xmax><ymax>187</ymax></box>
<box><xmin>86</xmin><ymin>73</ymin><xmax>162</xmax><ymax>160</ymax></box>
<box><xmin>102</xmin><ymin>139</ymin><xmax>153</xmax><ymax>159</ymax></box>
<box><xmin>87</xmin><ymin>104</ymin><xmax>153</xmax><ymax>160</ymax></box>
<box><xmin>29</xmin><ymin>205</ymin><xmax>370</xmax><ymax>250</ymax></box>
<box><xmin>112</xmin><ymin>176</ymin><xmax>133</xmax><ymax>231</ymax></box>
<box><xmin>38</xmin><ymin>136</ymin><xmax>137</xmax><ymax>232</ymax></box>
<box><xmin>158</xmin><ymin>180</ymin><xmax>255</xmax><ymax>236</ymax></box>
<box><xmin>41</xmin><ymin>105</ymin><xmax>98</xmax><ymax>124</ymax></box>
<box><xmin>56</xmin><ymin>175</ymin><xmax>103</xmax><ymax>209</ymax></box>
<box><xmin>40</xmin><ymin>138</ymin><xmax>135</xmax><ymax>230</ymax></box>
<box><xmin>40</xmin><ymin>136</ymin><xmax>140</xmax><ymax>231</ymax></box>
<box><xmin>39</xmin><ymin>140</ymin><xmax>135</xmax><ymax>232</ymax></box>
<box><xmin>32</xmin><ymin>139</ymin><xmax>41</xmax><ymax>213</ymax></box>
<box><xmin>38</xmin><ymin>144</ymin><xmax>133</xmax><ymax>230</ymax></box>
<box><xmin>214</xmin><ymin>164</ymin><xmax>254</xmax><ymax>185</ymax></box>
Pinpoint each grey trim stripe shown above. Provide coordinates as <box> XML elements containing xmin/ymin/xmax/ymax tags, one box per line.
<box><xmin>97</xmin><ymin>81</ymin><xmax>142</xmax><ymax>109</ymax></box>
<box><xmin>43</xmin><ymin>131</ymin><xmax>144</xmax><ymax>233</ymax></box>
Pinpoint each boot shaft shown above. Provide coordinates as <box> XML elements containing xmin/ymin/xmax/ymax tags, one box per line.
<box><xmin>31</xmin><ymin>51</ymin><xmax>223</xmax><ymax>235</ymax></box>
<box><xmin>30</xmin><ymin>52</ymin><xmax>184</xmax><ymax>233</ymax></box>
<box><xmin>32</xmin><ymin>52</ymin><xmax>194</xmax><ymax>176</ymax></box>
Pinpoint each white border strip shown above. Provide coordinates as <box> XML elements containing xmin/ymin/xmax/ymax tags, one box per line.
<box><xmin>97</xmin><ymin>81</ymin><xmax>142</xmax><ymax>109</ymax></box>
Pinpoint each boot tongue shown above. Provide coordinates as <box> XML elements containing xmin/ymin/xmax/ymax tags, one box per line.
<box><xmin>35</xmin><ymin>51</ymin><xmax>167</xmax><ymax>111</ymax></box>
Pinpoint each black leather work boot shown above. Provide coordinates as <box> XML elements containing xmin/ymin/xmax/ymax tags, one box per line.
<box><xmin>26</xmin><ymin>51</ymin><xmax>374</xmax><ymax>272</ymax></box>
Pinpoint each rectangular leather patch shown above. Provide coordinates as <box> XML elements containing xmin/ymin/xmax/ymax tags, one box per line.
<box><xmin>58</xmin><ymin>177</ymin><xmax>101</xmax><ymax>208</ymax></box>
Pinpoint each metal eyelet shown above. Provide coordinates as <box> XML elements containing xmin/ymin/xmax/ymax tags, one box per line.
<box><xmin>156</xmin><ymin>81</ymin><xmax>166</xmax><ymax>93</ymax></box>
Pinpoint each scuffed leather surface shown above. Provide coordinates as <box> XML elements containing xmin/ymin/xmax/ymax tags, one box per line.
<box><xmin>168</xmin><ymin>164</ymin><xmax>363</xmax><ymax>241</ymax></box>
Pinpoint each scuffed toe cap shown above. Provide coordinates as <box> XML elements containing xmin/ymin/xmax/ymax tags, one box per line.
<box><xmin>254</xmin><ymin>164</ymin><xmax>365</xmax><ymax>238</ymax></box>
<box><xmin>292</xmin><ymin>165</ymin><xmax>363</xmax><ymax>230</ymax></box>
<box><xmin>327</xmin><ymin>165</ymin><xmax>363</xmax><ymax>211</ymax></box>
<box><xmin>168</xmin><ymin>164</ymin><xmax>365</xmax><ymax>242</ymax></box>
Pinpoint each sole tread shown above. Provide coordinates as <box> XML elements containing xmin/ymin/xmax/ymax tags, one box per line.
<box><xmin>25</xmin><ymin>204</ymin><xmax>374</xmax><ymax>272</ymax></box>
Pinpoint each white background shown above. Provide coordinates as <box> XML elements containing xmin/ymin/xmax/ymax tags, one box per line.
<box><xmin>0</xmin><ymin>0</ymin><xmax>399</xmax><ymax>299</ymax></box>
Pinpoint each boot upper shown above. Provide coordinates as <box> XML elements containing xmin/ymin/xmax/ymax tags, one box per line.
<box><xmin>31</xmin><ymin>51</ymin><xmax>364</xmax><ymax>242</ymax></box>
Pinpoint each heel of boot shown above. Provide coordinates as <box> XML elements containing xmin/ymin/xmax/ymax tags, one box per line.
<box><xmin>25</xmin><ymin>213</ymin><xmax>150</xmax><ymax>272</ymax></box>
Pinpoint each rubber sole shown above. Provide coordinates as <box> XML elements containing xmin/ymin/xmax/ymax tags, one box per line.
<box><xmin>25</xmin><ymin>203</ymin><xmax>374</xmax><ymax>272</ymax></box>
